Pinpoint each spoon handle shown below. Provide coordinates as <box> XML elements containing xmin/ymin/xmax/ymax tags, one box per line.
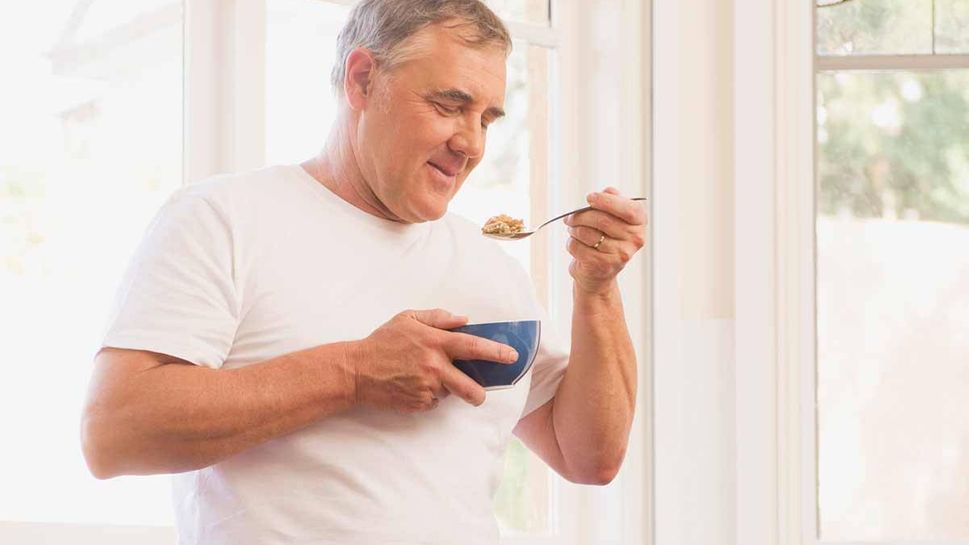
<box><xmin>536</xmin><ymin>197</ymin><xmax>647</xmax><ymax>231</ymax></box>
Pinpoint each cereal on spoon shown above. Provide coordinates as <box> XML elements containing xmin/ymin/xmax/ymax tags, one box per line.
<box><xmin>481</xmin><ymin>214</ymin><xmax>525</xmax><ymax>236</ymax></box>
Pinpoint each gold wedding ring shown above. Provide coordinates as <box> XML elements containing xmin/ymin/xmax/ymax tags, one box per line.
<box><xmin>592</xmin><ymin>234</ymin><xmax>605</xmax><ymax>250</ymax></box>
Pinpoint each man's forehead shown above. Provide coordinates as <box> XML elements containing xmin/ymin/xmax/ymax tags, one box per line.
<box><xmin>409</xmin><ymin>18</ymin><xmax>508</xmax><ymax>57</ymax></box>
<box><xmin>399</xmin><ymin>26</ymin><xmax>507</xmax><ymax>107</ymax></box>
<box><xmin>402</xmin><ymin>23</ymin><xmax>506</xmax><ymax>78</ymax></box>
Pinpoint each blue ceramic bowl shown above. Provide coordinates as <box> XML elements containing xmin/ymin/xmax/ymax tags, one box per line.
<box><xmin>448</xmin><ymin>320</ymin><xmax>541</xmax><ymax>390</ymax></box>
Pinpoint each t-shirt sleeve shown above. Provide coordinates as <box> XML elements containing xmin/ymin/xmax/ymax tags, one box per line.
<box><xmin>521</xmin><ymin>304</ymin><xmax>569</xmax><ymax>418</ymax></box>
<box><xmin>496</xmin><ymin>249</ymin><xmax>569</xmax><ymax>418</ymax></box>
<box><xmin>100</xmin><ymin>188</ymin><xmax>240</xmax><ymax>368</ymax></box>
<box><xmin>519</xmin><ymin>304</ymin><xmax>569</xmax><ymax>419</ymax></box>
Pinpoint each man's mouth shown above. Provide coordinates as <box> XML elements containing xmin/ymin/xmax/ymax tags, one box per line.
<box><xmin>427</xmin><ymin>160</ymin><xmax>460</xmax><ymax>178</ymax></box>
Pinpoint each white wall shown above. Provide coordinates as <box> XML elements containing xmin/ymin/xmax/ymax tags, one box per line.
<box><xmin>652</xmin><ymin>0</ymin><xmax>816</xmax><ymax>542</ymax></box>
<box><xmin>652</xmin><ymin>0</ymin><xmax>738</xmax><ymax>544</ymax></box>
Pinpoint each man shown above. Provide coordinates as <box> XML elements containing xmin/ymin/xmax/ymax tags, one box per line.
<box><xmin>81</xmin><ymin>1</ymin><xmax>646</xmax><ymax>543</ymax></box>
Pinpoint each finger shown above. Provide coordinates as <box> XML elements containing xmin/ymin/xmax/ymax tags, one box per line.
<box><xmin>442</xmin><ymin>331</ymin><xmax>519</xmax><ymax>364</ymax></box>
<box><xmin>566</xmin><ymin>225</ymin><xmax>607</xmax><ymax>250</ymax></box>
<box><xmin>567</xmin><ymin>209</ymin><xmax>628</xmax><ymax>240</ymax></box>
<box><xmin>603</xmin><ymin>186</ymin><xmax>623</xmax><ymax>196</ymax></box>
<box><xmin>587</xmin><ymin>191</ymin><xmax>647</xmax><ymax>226</ymax></box>
<box><xmin>570</xmin><ymin>232</ymin><xmax>640</xmax><ymax>266</ymax></box>
<box><xmin>440</xmin><ymin>367</ymin><xmax>488</xmax><ymax>406</ymax></box>
<box><xmin>409</xmin><ymin>308</ymin><xmax>469</xmax><ymax>330</ymax></box>
<box><xmin>433</xmin><ymin>384</ymin><xmax>452</xmax><ymax>399</ymax></box>
<box><xmin>567</xmin><ymin>235</ymin><xmax>610</xmax><ymax>263</ymax></box>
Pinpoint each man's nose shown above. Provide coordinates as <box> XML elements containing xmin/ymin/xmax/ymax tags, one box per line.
<box><xmin>449</xmin><ymin>117</ymin><xmax>484</xmax><ymax>159</ymax></box>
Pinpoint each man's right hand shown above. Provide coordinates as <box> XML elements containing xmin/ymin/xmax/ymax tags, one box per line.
<box><xmin>350</xmin><ymin>309</ymin><xmax>519</xmax><ymax>413</ymax></box>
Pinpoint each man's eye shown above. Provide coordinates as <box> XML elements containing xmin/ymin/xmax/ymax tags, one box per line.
<box><xmin>435</xmin><ymin>103</ymin><xmax>459</xmax><ymax>115</ymax></box>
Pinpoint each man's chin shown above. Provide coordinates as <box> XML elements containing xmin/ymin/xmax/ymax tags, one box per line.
<box><xmin>413</xmin><ymin>205</ymin><xmax>448</xmax><ymax>223</ymax></box>
<box><xmin>414</xmin><ymin>189</ymin><xmax>457</xmax><ymax>222</ymax></box>
<box><xmin>393</xmin><ymin>198</ymin><xmax>448</xmax><ymax>224</ymax></box>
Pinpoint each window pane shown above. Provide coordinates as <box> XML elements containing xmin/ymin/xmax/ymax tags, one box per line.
<box><xmin>265</xmin><ymin>0</ymin><xmax>351</xmax><ymax>165</ymax></box>
<box><xmin>265</xmin><ymin>2</ymin><xmax>552</xmax><ymax>537</ymax></box>
<box><xmin>0</xmin><ymin>0</ymin><xmax>182</xmax><ymax>526</ymax></box>
<box><xmin>485</xmin><ymin>0</ymin><xmax>550</xmax><ymax>26</ymax></box>
<box><xmin>817</xmin><ymin>0</ymin><xmax>932</xmax><ymax>55</ymax></box>
<box><xmin>936</xmin><ymin>0</ymin><xmax>969</xmax><ymax>53</ymax></box>
<box><xmin>817</xmin><ymin>70</ymin><xmax>969</xmax><ymax>540</ymax></box>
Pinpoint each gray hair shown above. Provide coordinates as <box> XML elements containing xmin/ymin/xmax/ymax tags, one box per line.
<box><xmin>331</xmin><ymin>0</ymin><xmax>512</xmax><ymax>94</ymax></box>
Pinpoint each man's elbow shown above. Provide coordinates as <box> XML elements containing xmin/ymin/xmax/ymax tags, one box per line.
<box><xmin>568</xmin><ymin>462</ymin><xmax>621</xmax><ymax>486</ymax></box>
<box><xmin>81</xmin><ymin>413</ymin><xmax>123</xmax><ymax>480</ymax></box>
<box><xmin>564</xmin><ymin>449</ymin><xmax>625</xmax><ymax>485</ymax></box>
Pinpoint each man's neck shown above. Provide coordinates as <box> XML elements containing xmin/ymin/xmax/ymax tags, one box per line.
<box><xmin>300</xmin><ymin>126</ymin><xmax>404</xmax><ymax>224</ymax></box>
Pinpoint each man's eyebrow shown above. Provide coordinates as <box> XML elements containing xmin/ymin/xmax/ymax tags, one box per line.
<box><xmin>426</xmin><ymin>88</ymin><xmax>506</xmax><ymax>119</ymax></box>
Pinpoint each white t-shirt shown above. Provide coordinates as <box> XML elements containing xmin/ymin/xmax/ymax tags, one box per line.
<box><xmin>101</xmin><ymin>165</ymin><xmax>569</xmax><ymax>545</ymax></box>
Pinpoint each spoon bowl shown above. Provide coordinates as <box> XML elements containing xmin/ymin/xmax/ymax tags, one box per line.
<box><xmin>483</xmin><ymin>197</ymin><xmax>646</xmax><ymax>241</ymax></box>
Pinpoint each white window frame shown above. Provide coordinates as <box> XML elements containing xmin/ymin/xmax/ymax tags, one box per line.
<box><xmin>732</xmin><ymin>0</ymin><xmax>816</xmax><ymax>543</ymax></box>
<box><xmin>0</xmin><ymin>0</ymin><xmax>651</xmax><ymax>544</ymax></box>
<box><xmin>737</xmin><ymin>1</ymin><xmax>969</xmax><ymax>545</ymax></box>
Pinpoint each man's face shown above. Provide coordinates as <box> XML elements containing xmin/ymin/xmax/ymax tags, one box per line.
<box><xmin>354</xmin><ymin>24</ymin><xmax>507</xmax><ymax>223</ymax></box>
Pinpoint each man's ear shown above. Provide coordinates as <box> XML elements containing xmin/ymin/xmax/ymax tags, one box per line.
<box><xmin>344</xmin><ymin>48</ymin><xmax>377</xmax><ymax>110</ymax></box>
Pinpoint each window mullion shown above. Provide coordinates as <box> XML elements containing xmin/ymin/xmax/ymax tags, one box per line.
<box><xmin>184</xmin><ymin>0</ymin><xmax>227</xmax><ymax>183</ymax></box>
<box><xmin>184</xmin><ymin>0</ymin><xmax>266</xmax><ymax>183</ymax></box>
<box><xmin>816</xmin><ymin>53</ymin><xmax>969</xmax><ymax>72</ymax></box>
<box><xmin>506</xmin><ymin>22</ymin><xmax>558</xmax><ymax>47</ymax></box>
<box><xmin>228</xmin><ymin>0</ymin><xmax>266</xmax><ymax>173</ymax></box>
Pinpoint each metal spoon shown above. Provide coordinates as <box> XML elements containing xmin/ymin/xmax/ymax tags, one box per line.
<box><xmin>482</xmin><ymin>197</ymin><xmax>647</xmax><ymax>241</ymax></box>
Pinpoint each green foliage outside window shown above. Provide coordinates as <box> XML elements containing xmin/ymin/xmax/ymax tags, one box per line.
<box><xmin>818</xmin><ymin>70</ymin><xmax>969</xmax><ymax>225</ymax></box>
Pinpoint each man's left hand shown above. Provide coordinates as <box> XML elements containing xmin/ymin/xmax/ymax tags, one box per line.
<box><xmin>563</xmin><ymin>186</ymin><xmax>647</xmax><ymax>295</ymax></box>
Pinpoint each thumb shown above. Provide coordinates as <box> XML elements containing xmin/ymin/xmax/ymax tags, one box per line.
<box><xmin>410</xmin><ymin>308</ymin><xmax>469</xmax><ymax>330</ymax></box>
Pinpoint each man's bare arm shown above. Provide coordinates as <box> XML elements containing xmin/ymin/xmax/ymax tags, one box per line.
<box><xmin>513</xmin><ymin>284</ymin><xmax>637</xmax><ymax>485</ymax></box>
<box><xmin>82</xmin><ymin>309</ymin><xmax>516</xmax><ymax>479</ymax></box>
<box><xmin>82</xmin><ymin>344</ymin><xmax>357</xmax><ymax>479</ymax></box>
<box><xmin>513</xmin><ymin>188</ymin><xmax>645</xmax><ymax>485</ymax></box>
